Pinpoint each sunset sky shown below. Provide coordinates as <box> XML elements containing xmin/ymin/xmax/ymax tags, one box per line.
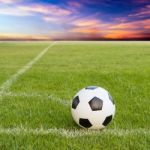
<box><xmin>0</xmin><ymin>0</ymin><xmax>150</xmax><ymax>40</ymax></box>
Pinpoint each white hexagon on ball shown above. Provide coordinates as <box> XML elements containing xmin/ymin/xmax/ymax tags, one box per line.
<box><xmin>71</xmin><ymin>86</ymin><xmax>115</xmax><ymax>129</ymax></box>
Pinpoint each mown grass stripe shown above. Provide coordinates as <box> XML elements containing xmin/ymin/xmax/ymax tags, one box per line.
<box><xmin>0</xmin><ymin>127</ymin><xmax>149</xmax><ymax>138</ymax></box>
<box><xmin>0</xmin><ymin>42</ymin><xmax>56</xmax><ymax>96</ymax></box>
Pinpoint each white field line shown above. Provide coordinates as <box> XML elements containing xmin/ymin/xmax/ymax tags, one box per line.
<box><xmin>0</xmin><ymin>42</ymin><xmax>56</xmax><ymax>96</ymax></box>
<box><xmin>0</xmin><ymin>127</ymin><xmax>149</xmax><ymax>138</ymax></box>
<box><xmin>1</xmin><ymin>92</ymin><xmax>150</xmax><ymax>137</ymax></box>
<box><xmin>3</xmin><ymin>92</ymin><xmax>70</xmax><ymax>106</ymax></box>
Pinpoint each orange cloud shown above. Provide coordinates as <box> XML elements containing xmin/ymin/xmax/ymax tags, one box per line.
<box><xmin>109</xmin><ymin>23</ymin><xmax>136</xmax><ymax>29</ymax></box>
<box><xmin>144</xmin><ymin>25</ymin><xmax>150</xmax><ymax>29</ymax></box>
<box><xmin>70</xmin><ymin>27</ymin><xmax>101</xmax><ymax>34</ymax></box>
<box><xmin>0</xmin><ymin>33</ymin><xmax>51</xmax><ymax>40</ymax></box>
<box><xmin>19</xmin><ymin>4</ymin><xmax>72</xmax><ymax>16</ymax></box>
<box><xmin>104</xmin><ymin>19</ymin><xmax>150</xmax><ymax>39</ymax></box>
<box><xmin>103</xmin><ymin>21</ymin><xmax>149</xmax><ymax>39</ymax></box>
<box><xmin>104</xmin><ymin>30</ymin><xmax>149</xmax><ymax>39</ymax></box>
<box><xmin>72</xmin><ymin>18</ymin><xmax>101</xmax><ymax>27</ymax></box>
<box><xmin>69</xmin><ymin>17</ymin><xmax>150</xmax><ymax>39</ymax></box>
<box><xmin>69</xmin><ymin>17</ymin><xmax>108</xmax><ymax>37</ymax></box>
<box><xmin>0</xmin><ymin>4</ymin><xmax>149</xmax><ymax>40</ymax></box>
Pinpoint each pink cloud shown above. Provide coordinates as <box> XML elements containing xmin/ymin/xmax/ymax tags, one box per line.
<box><xmin>43</xmin><ymin>16</ymin><xmax>58</xmax><ymax>22</ymax></box>
<box><xmin>68</xmin><ymin>15</ymin><xmax>150</xmax><ymax>39</ymax></box>
<box><xmin>18</xmin><ymin>4</ymin><xmax>72</xmax><ymax>16</ymax></box>
<box><xmin>106</xmin><ymin>19</ymin><xmax>150</xmax><ymax>31</ymax></box>
<box><xmin>0</xmin><ymin>3</ymin><xmax>71</xmax><ymax>17</ymax></box>
<box><xmin>134</xmin><ymin>0</ymin><xmax>150</xmax><ymax>3</ymax></box>
<box><xmin>0</xmin><ymin>1</ymin><xmax>149</xmax><ymax>40</ymax></box>
<box><xmin>0</xmin><ymin>6</ymin><xmax>32</xmax><ymax>16</ymax></box>
<box><xmin>103</xmin><ymin>19</ymin><xmax>150</xmax><ymax>39</ymax></box>
<box><xmin>129</xmin><ymin>5</ymin><xmax>150</xmax><ymax>18</ymax></box>
<box><xmin>68</xmin><ymin>1</ymin><xmax>82</xmax><ymax>8</ymax></box>
<box><xmin>69</xmin><ymin>17</ymin><xmax>106</xmax><ymax>37</ymax></box>
<box><xmin>0</xmin><ymin>0</ymin><xmax>21</xmax><ymax>4</ymax></box>
<box><xmin>108</xmin><ymin>21</ymin><xmax>142</xmax><ymax>30</ymax></box>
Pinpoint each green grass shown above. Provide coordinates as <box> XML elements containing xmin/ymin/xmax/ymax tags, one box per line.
<box><xmin>0</xmin><ymin>42</ymin><xmax>50</xmax><ymax>85</ymax></box>
<box><xmin>0</xmin><ymin>41</ymin><xmax>150</xmax><ymax>149</ymax></box>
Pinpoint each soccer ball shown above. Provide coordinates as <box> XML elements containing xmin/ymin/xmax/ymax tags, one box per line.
<box><xmin>71</xmin><ymin>86</ymin><xmax>115</xmax><ymax>129</ymax></box>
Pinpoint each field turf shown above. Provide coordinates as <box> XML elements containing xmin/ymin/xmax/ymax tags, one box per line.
<box><xmin>0</xmin><ymin>41</ymin><xmax>150</xmax><ymax>149</ymax></box>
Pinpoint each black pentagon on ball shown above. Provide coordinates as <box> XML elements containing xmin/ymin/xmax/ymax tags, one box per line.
<box><xmin>72</xmin><ymin>96</ymin><xmax>80</xmax><ymax>109</ymax></box>
<box><xmin>79</xmin><ymin>118</ymin><xmax>92</xmax><ymax>128</ymax></box>
<box><xmin>108</xmin><ymin>93</ymin><xmax>114</xmax><ymax>104</ymax></box>
<box><xmin>89</xmin><ymin>97</ymin><xmax>103</xmax><ymax>111</ymax></box>
<box><xmin>85</xmin><ymin>86</ymin><xmax>98</xmax><ymax>90</ymax></box>
<box><xmin>102</xmin><ymin>115</ymin><xmax>112</xmax><ymax>126</ymax></box>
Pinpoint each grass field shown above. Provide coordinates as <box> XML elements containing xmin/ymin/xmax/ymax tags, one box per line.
<box><xmin>0</xmin><ymin>41</ymin><xmax>150</xmax><ymax>150</ymax></box>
